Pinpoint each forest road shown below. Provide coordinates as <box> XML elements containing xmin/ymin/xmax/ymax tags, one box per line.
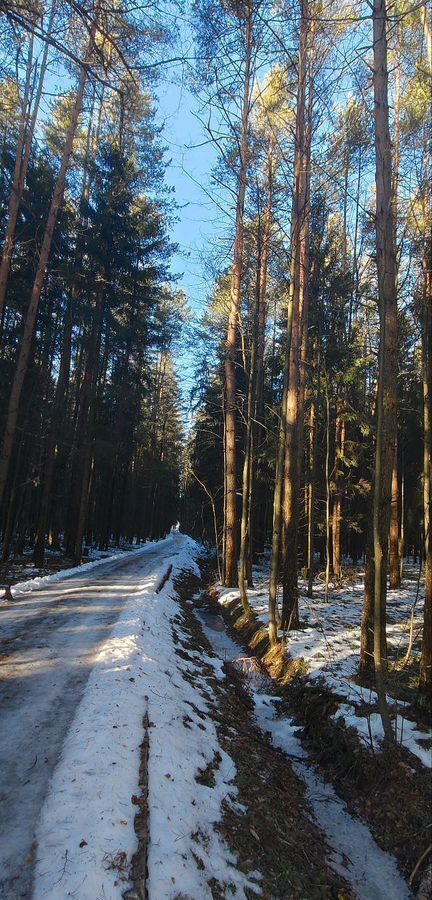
<box><xmin>0</xmin><ymin>539</ymin><xmax>177</xmax><ymax>900</ymax></box>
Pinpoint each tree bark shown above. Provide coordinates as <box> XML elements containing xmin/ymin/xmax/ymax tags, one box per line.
<box><xmin>420</xmin><ymin>241</ymin><xmax>431</xmax><ymax>694</ymax></box>
<box><xmin>364</xmin><ymin>0</ymin><xmax>398</xmax><ymax>741</ymax></box>
<box><xmin>251</xmin><ymin>148</ymin><xmax>273</xmax><ymax>559</ymax></box>
<box><xmin>389</xmin><ymin>438</ymin><xmax>401</xmax><ymax>588</ymax></box>
<box><xmin>73</xmin><ymin>288</ymin><xmax>105</xmax><ymax>564</ymax></box>
<box><xmin>223</xmin><ymin>4</ymin><xmax>253</xmax><ymax>586</ymax></box>
<box><xmin>33</xmin><ymin>298</ymin><xmax>73</xmax><ymax>566</ymax></box>
<box><xmin>332</xmin><ymin>401</ymin><xmax>345</xmax><ymax>581</ymax></box>
<box><xmin>281</xmin><ymin>0</ymin><xmax>313</xmax><ymax>631</ymax></box>
<box><xmin>307</xmin><ymin>347</ymin><xmax>320</xmax><ymax>597</ymax></box>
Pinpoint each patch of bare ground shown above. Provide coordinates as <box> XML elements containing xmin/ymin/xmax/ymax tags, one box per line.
<box><xmin>211</xmin><ymin>588</ymin><xmax>431</xmax><ymax>897</ymax></box>
<box><xmin>172</xmin><ymin>564</ymin><xmax>353</xmax><ymax>900</ymax></box>
<box><xmin>124</xmin><ymin>711</ymin><xmax>150</xmax><ymax>900</ymax></box>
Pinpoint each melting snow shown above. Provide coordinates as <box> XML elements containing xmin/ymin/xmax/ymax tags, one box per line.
<box><xmin>218</xmin><ymin>565</ymin><xmax>432</xmax><ymax>768</ymax></box>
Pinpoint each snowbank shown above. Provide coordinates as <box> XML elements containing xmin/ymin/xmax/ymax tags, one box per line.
<box><xmin>7</xmin><ymin>541</ymin><xmax>155</xmax><ymax>600</ymax></box>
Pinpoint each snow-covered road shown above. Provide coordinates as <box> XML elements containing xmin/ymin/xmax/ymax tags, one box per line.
<box><xmin>0</xmin><ymin>538</ymin><xmax>176</xmax><ymax>899</ymax></box>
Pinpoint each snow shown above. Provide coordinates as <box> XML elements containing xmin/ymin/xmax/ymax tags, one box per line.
<box><xmin>217</xmin><ymin>566</ymin><xmax>432</xmax><ymax>768</ymax></box>
<box><xmin>3</xmin><ymin>540</ymin><xmax>155</xmax><ymax>601</ymax></box>
<box><xmin>194</xmin><ymin>593</ymin><xmax>412</xmax><ymax>900</ymax></box>
<box><xmin>253</xmin><ymin>694</ymin><xmax>412</xmax><ymax>900</ymax></box>
<box><xmin>28</xmin><ymin>532</ymin><xmax>260</xmax><ymax>900</ymax></box>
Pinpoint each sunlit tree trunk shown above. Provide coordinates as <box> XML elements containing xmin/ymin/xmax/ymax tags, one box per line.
<box><xmin>420</xmin><ymin>239</ymin><xmax>431</xmax><ymax>694</ymax></box>
<box><xmin>324</xmin><ymin>380</ymin><xmax>331</xmax><ymax>603</ymax></box>
<box><xmin>223</xmin><ymin>4</ymin><xmax>253</xmax><ymax>586</ymax></box>
<box><xmin>388</xmin><ymin>31</ymin><xmax>401</xmax><ymax>592</ymax></box>
<box><xmin>238</xmin><ymin>308</ymin><xmax>255</xmax><ymax>614</ymax></box>
<box><xmin>251</xmin><ymin>148</ymin><xmax>273</xmax><ymax>559</ymax></box>
<box><xmin>332</xmin><ymin>403</ymin><xmax>345</xmax><ymax>581</ymax></box>
<box><xmin>389</xmin><ymin>439</ymin><xmax>401</xmax><ymax>588</ymax></box>
<box><xmin>281</xmin><ymin>0</ymin><xmax>313</xmax><ymax>631</ymax></box>
<box><xmin>362</xmin><ymin>0</ymin><xmax>398</xmax><ymax>741</ymax></box>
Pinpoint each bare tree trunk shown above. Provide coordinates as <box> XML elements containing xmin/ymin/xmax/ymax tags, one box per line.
<box><xmin>367</xmin><ymin>0</ymin><xmax>398</xmax><ymax>741</ymax></box>
<box><xmin>238</xmin><ymin>327</ymin><xmax>254</xmax><ymax>614</ymax></box>
<box><xmin>223</xmin><ymin>5</ymin><xmax>253</xmax><ymax>586</ymax></box>
<box><xmin>33</xmin><ymin>299</ymin><xmax>73</xmax><ymax>566</ymax></box>
<box><xmin>399</xmin><ymin>461</ymin><xmax>405</xmax><ymax>581</ymax></box>
<box><xmin>420</xmin><ymin>243</ymin><xmax>431</xmax><ymax>694</ymax></box>
<box><xmin>307</xmin><ymin>353</ymin><xmax>320</xmax><ymax>598</ymax></box>
<box><xmin>324</xmin><ymin>381</ymin><xmax>331</xmax><ymax>603</ymax></box>
<box><xmin>0</xmin><ymin>2</ymin><xmax>55</xmax><ymax>325</ymax></box>
<box><xmin>73</xmin><ymin>289</ymin><xmax>105</xmax><ymax>564</ymax></box>
<box><xmin>281</xmin><ymin>278</ymin><xmax>302</xmax><ymax>629</ymax></box>
<box><xmin>389</xmin><ymin>438</ymin><xmax>401</xmax><ymax>588</ymax></box>
<box><xmin>281</xmin><ymin>0</ymin><xmax>313</xmax><ymax>631</ymax></box>
<box><xmin>387</xmin><ymin>28</ymin><xmax>401</xmax><ymax>593</ymax></box>
<box><xmin>332</xmin><ymin>402</ymin><xmax>345</xmax><ymax>581</ymax></box>
<box><xmin>418</xmin><ymin>0</ymin><xmax>432</xmax><ymax>698</ymax></box>
<box><xmin>268</xmin><ymin>0</ymin><xmax>312</xmax><ymax>640</ymax></box>
<box><xmin>0</xmin><ymin>27</ymin><xmax>95</xmax><ymax>511</ymax></box>
<box><xmin>268</xmin><ymin>290</ymin><xmax>294</xmax><ymax>644</ymax></box>
<box><xmin>251</xmin><ymin>149</ymin><xmax>273</xmax><ymax>559</ymax></box>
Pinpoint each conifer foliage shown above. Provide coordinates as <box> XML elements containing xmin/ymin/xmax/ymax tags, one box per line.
<box><xmin>0</xmin><ymin>0</ymin><xmax>184</xmax><ymax>563</ymax></box>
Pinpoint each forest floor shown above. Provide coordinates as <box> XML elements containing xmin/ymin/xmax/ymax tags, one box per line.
<box><xmin>218</xmin><ymin>559</ymin><xmax>432</xmax><ymax>764</ymax></box>
<box><xmin>0</xmin><ymin>535</ymin><xmax>428</xmax><ymax>900</ymax></box>
<box><xmin>213</xmin><ymin>559</ymin><xmax>431</xmax><ymax>898</ymax></box>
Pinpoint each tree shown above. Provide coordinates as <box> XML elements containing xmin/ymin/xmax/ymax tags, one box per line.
<box><xmin>360</xmin><ymin>0</ymin><xmax>398</xmax><ymax>741</ymax></box>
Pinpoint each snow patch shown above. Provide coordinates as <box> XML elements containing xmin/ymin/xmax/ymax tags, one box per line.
<box><xmin>218</xmin><ymin>568</ymin><xmax>432</xmax><ymax>768</ymax></box>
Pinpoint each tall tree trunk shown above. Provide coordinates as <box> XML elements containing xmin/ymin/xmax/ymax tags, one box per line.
<box><xmin>268</xmin><ymin>0</ymin><xmax>312</xmax><ymax>640</ymax></box>
<box><xmin>420</xmin><ymin>240</ymin><xmax>431</xmax><ymax>694</ymax></box>
<box><xmin>33</xmin><ymin>299</ymin><xmax>73</xmax><ymax>566</ymax></box>
<box><xmin>73</xmin><ymin>289</ymin><xmax>105</xmax><ymax>564</ymax></box>
<box><xmin>0</xmin><ymin>26</ymin><xmax>95</xmax><ymax>511</ymax></box>
<box><xmin>332</xmin><ymin>401</ymin><xmax>345</xmax><ymax>581</ymax></box>
<box><xmin>389</xmin><ymin>438</ymin><xmax>401</xmax><ymax>588</ymax></box>
<box><xmin>307</xmin><ymin>348</ymin><xmax>320</xmax><ymax>597</ymax></box>
<box><xmin>363</xmin><ymin>0</ymin><xmax>398</xmax><ymax>740</ymax></box>
<box><xmin>281</xmin><ymin>0</ymin><xmax>313</xmax><ymax>631</ymax></box>
<box><xmin>324</xmin><ymin>381</ymin><xmax>331</xmax><ymax>603</ymax></box>
<box><xmin>387</xmin><ymin>29</ymin><xmax>401</xmax><ymax>592</ymax></box>
<box><xmin>238</xmin><ymin>318</ymin><xmax>255</xmax><ymax>614</ymax></box>
<box><xmin>268</xmin><ymin>286</ymin><xmax>294</xmax><ymax>644</ymax></box>
<box><xmin>251</xmin><ymin>148</ymin><xmax>273</xmax><ymax>559</ymax></box>
<box><xmin>0</xmin><ymin>2</ymin><xmax>55</xmax><ymax>326</ymax></box>
<box><xmin>223</xmin><ymin>5</ymin><xmax>253</xmax><ymax>586</ymax></box>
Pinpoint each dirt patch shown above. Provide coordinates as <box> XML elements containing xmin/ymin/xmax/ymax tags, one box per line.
<box><xmin>195</xmin><ymin>751</ymin><xmax>222</xmax><ymax>787</ymax></box>
<box><xmin>124</xmin><ymin>711</ymin><xmax>150</xmax><ymax>900</ymax></box>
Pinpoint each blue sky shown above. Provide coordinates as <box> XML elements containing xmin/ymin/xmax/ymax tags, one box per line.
<box><xmin>157</xmin><ymin>78</ymin><xmax>219</xmax><ymax>314</ymax></box>
<box><xmin>155</xmin><ymin>74</ymin><xmax>224</xmax><ymax>416</ymax></box>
